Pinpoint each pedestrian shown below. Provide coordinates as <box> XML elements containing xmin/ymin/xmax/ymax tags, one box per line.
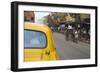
<box><xmin>74</xmin><ymin>29</ymin><xmax>78</xmax><ymax>43</ymax></box>
<box><xmin>65</xmin><ymin>24</ymin><xmax>73</xmax><ymax>40</ymax></box>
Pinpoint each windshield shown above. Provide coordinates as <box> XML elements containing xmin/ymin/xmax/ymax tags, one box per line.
<box><xmin>24</xmin><ymin>30</ymin><xmax>47</xmax><ymax>48</ymax></box>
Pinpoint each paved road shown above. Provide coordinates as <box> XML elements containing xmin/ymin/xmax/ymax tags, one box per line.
<box><xmin>52</xmin><ymin>32</ymin><xmax>90</xmax><ymax>60</ymax></box>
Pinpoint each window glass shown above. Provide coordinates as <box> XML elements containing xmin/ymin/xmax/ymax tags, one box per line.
<box><xmin>24</xmin><ymin>30</ymin><xmax>46</xmax><ymax>48</ymax></box>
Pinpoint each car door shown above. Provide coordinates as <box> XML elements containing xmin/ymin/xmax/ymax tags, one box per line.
<box><xmin>24</xmin><ymin>30</ymin><xmax>48</xmax><ymax>62</ymax></box>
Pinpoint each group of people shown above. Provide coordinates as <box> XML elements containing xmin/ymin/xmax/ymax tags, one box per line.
<box><xmin>65</xmin><ymin>24</ymin><xmax>79</xmax><ymax>43</ymax></box>
<box><xmin>65</xmin><ymin>24</ymin><xmax>90</xmax><ymax>44</ymax></box>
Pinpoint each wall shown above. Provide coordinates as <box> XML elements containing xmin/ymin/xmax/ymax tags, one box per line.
<box><xmin>0</xmin><ymin>0</ymin><xmax>99</xmax><ymax>73</ymax></box>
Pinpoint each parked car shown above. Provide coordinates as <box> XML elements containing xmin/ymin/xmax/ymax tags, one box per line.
<box><xmin>24</xmin><ymin>22</ymin><xmax>58</xmax><ymax>62</ymax></box>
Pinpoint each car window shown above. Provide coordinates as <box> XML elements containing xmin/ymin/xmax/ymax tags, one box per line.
<box><xmin>24</xmin><ymin>30</ymin><xmax>46</xmax><ymax>48</ymax></box>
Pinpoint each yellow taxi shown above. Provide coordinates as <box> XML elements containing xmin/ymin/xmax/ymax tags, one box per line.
<box><xmin>24</xmin><ymin>22</ymin><xmax>58</xmax><ymax>62</ymax></box>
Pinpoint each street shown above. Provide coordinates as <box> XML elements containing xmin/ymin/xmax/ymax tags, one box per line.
<box><xmin>53</xmin><ymin>32</ymin><xmax>90</xmax><ymax>60</ymax></box>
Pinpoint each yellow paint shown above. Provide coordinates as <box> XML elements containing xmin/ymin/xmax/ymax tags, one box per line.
<box><xmin>24</xmin><ymin>22</ymin><xmax>58</xmax><ymax>62</ymax></box>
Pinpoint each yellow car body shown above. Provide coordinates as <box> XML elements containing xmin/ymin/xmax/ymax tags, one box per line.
<box><xmin>24</xmin><ymin>22</ymin><xmax>58</xmax><ymax>62</ymax></box>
